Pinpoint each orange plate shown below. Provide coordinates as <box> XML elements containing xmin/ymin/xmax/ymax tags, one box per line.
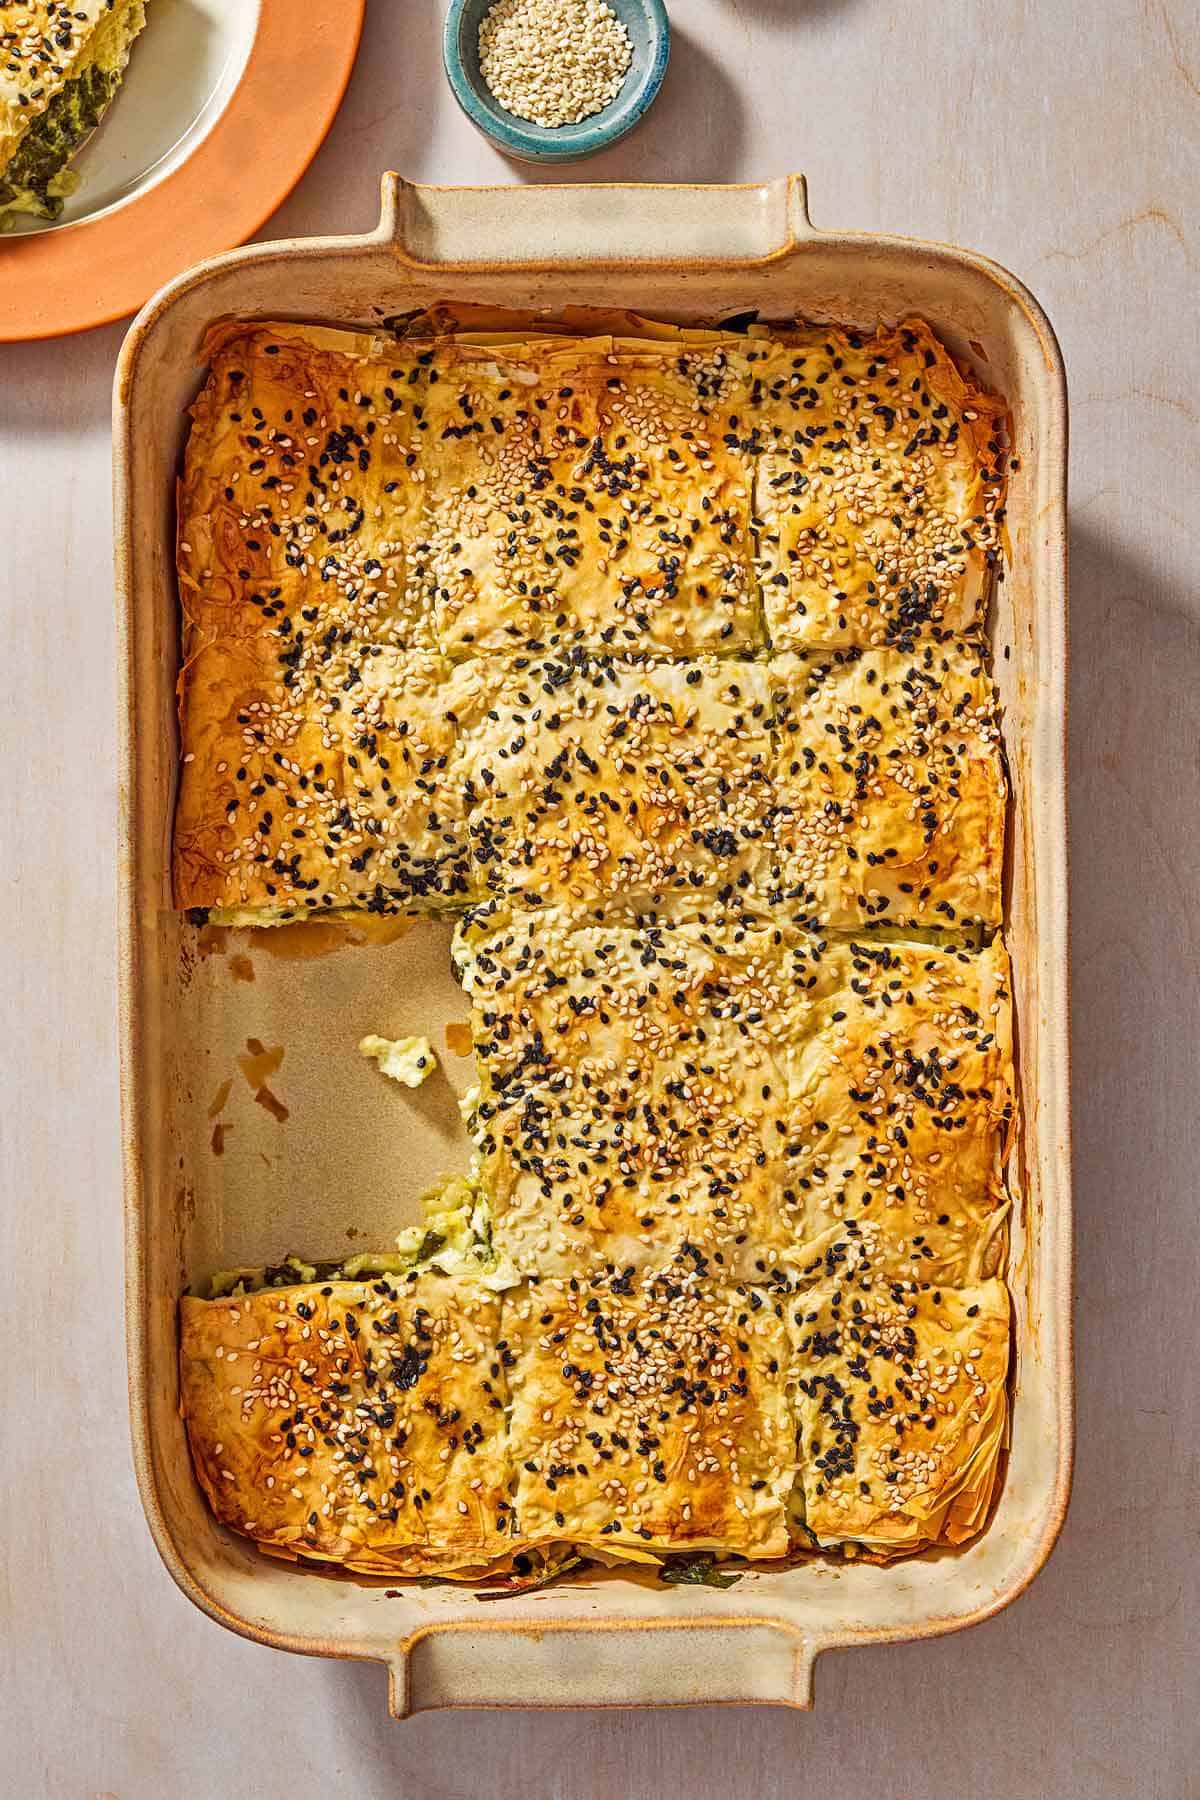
<box><xmin>0</xmin><ymin>0</ymin><xmax>365</xmax><ymax>342</ymax></box>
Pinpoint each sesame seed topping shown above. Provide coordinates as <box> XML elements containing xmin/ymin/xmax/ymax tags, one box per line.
<box><xmin>477</xmin><ymin>0</ymin><xmax>632</xmax><ymax>128</ymax></box>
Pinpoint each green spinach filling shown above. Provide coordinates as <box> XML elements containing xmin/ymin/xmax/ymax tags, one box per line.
<box><xmin>0</xmin><ymin>61</ymin><xmax>119</xmax><ymax>221</ymax></box>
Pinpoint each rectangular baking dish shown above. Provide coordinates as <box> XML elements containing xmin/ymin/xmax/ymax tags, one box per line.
<box><xmin>115</xmin><ymin>174</ymin><xmax>1072</xmax><ymax>1715</ymax></box>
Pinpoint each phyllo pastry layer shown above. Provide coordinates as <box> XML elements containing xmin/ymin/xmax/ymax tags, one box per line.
<box><xmin>180</xmin><ymin>1270</ymin><xmax>513</xmax><ymax>1577</ymax></box>
<box><xmin>455</xmin><ymin>906</ymin><xmax>801</xmax><ymax>1274</ymax></box>
<box><xmin>0</xmin><ymin>0</ymin><xmax>147</xmax><ymax>228</ymax></box>
<box><xmin>174</xmin><ymin>643</ymin><xmax>473</xmax><ymax>918</ymax></box>
<box><xmin>174</xmin><ymin>311</ymin><xmax>1017</xmax><ymax>1579</ymax></box>
<box><xmin>787</xmin><ymin>1277</ymin><xmax>1010</xmax><ymax>1553</ymax></box>
<box><xmin>175</xmin><ymin>317</ymin><xmax>1010</xmax><ymax>929</ymax></box>
<box><xmin>503</xmin><ymin>1256</ymin><xmax>795</xmax><ymax>1558</ymax></box>
<box><xmin>451</xmin><ymin>650</ymin><xmax>775</xmax><ymax>916</ymax></box>
<box><xmin>413</xmin><ymin>332</ymin><xmax>761</xmax><ymax>658</ymax></box>
<box><xmin>746</xmin><ymin>320</ymin><xmax>1008</xmax><ymax>651</ymax></box>
<box><xmin>455</xmin><ymin>910</ymin><xmax>1012</xmax><ymax>1289</ymax></box>
<box><xmin>768</xmin><ymin>639</ymin><xmax>1006</xmax><ymax>930</ymax></box>
<box><xmin>776</xmin><ymin>934</ymin><xmax>1015</xmax><ymax>1290</ymax></box>
<box><xmin>177</xmin><ymin>323</ymin><xmax>439</xmax><ymax>655</ymax></box>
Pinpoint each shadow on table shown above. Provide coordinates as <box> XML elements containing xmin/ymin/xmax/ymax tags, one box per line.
<box><xmin>1058</xmin><ymin>512</ymin><xmax>1196</xmax><ymax>1632</ymax></box>
<box><xmin>263</xmin><ymin>0</ymin><xmax>441</xmax><ymax>242</ymax></box>
<box><xmin>0</xmin><ymin>319</ymin><xmax>125</xmax><ymax>434</ymax></box>
<box><xmin>495</xmin><ymin>27</ymin><xmax>747</xmax><ymax>184</ymax></box>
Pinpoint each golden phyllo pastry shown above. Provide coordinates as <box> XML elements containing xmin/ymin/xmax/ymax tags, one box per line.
<box><xmin>415</xmin><ymin>333</ymin><xmax>760</xmax><ymax>658</ymax></box>
<box><xmin>450</xmin><ymin>651</ymin><xmax>775</xmax><ymax>915</ymax></box>
<box><xmin>777</xmin><ymin>935</ymin><xmax>1014</xmax><ymax>1290</ymax></box>
<box><xmin>788</xmin><ymin>1278</ymin><xmax>1010</xmax><ymax>1553</ymax></box>
<box><xmin>456</xmin><ymin>906</ymin><xmax>808</xmax><ymax>1275</ymax></box>
<box><xmin>174</xmin><ymin>641</ymin><xmax>473</xmax><ymax>919</ymax></box>
<box><xmin>177</xmin><ymin>323</ymin><xmax>437</xmax><ymax>654</ymax></box>
<box><xmin>179</xmin><ymin>1272</ymin><xmax>513</xmax><ymax>1577</ymax></box>
<box><xmin>176</xmin><ymin>324</ymin><xmax>474</xmax><ymax>918</ymax></box>
<box><xmin>457</xmin><ymin>911</ymin><xmax>1012</xmax><ymax>1291</ymax></box>
<box><xmin>503</xmin><ymin>1257</ymin><xmax>795</xmax><ymax>1557</ymax></box>
<box><xmin>747</xmin><ymin>320</ymin><xmax>1008</xmax><ymax>650</ymax></box>
<box><xmin>768</xmin><ymin>639</ymin><xmax>1006</xmax><ymax>929</ymax></box>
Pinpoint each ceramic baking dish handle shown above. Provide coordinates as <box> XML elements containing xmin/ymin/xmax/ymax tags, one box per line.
<box><xmin>379</xmin><ymin>172</ymin><xmax>816</xmax><ymax>267</ymax></box>
<box><xmin>386</xmin><ymin>1618</ymin><xmax>816</xmax><ymax>1716</ymax></box>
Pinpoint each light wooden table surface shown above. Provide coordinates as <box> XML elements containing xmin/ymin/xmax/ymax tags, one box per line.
<box><xmin>2</xmin><ymin>3</ymin><xmax>1196</xmax><ymax>1794</ymax></box>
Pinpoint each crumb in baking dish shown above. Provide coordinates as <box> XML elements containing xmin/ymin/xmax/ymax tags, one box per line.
<box><xmin>359</xmin><ymin>1033</ymin><xmax>438</xmax><ymax>1088</ymax></box>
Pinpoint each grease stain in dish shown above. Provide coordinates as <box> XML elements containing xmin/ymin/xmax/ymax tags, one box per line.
<box><xmin>207</xmin><ymin>1078</ymin><xmax>232</xmax><ymax>1120</ymax></box>
<box><xmin>445</xmin><ymin>1020</ymin><xmax>474</xmax><ymax>1056</ymax></box>
<box><xmin>247</xmin><ymin>917</ymin><xmax>413</xmax><ymax>961</ymax></box>
<box><xmin>229</xmin><ymin>953</ymin><xmax>255</xmax><ymax>982</ymax></box>
<box><xmin>237</xmin><ymin>1039</ymin><xmax>284</xmax><ymax>1089</ymax></box>
<box><xmin>237</xmin><ymin>1039</ymin><xmax>288</xmax><ymax>1122</ymax></box>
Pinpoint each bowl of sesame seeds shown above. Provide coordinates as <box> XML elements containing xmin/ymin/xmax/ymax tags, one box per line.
<box><xmin>443</xmin><ymin>0</ymin><xmax>670</xmax><ymax>162</ymax></box>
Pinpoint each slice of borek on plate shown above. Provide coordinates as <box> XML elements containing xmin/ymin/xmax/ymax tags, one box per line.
<box><xmin>0</xmin><ymin>1</ymin><xmax>148</xmax><ymax>229</ymax></box>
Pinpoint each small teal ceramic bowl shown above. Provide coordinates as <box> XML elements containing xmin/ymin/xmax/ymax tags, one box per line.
<box><xmin>443</xmin><ymin>0</ymin><xmax>670</xmax><ymax>164</ymax></box>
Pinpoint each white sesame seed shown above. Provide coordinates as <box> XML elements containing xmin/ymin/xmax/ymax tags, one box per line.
<box><xmin>477</xmin><ymin>0</ymin><xmax>633</xmax><ymax>128</ymax></box>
